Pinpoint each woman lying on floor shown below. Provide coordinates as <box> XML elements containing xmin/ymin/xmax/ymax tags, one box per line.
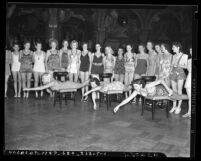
<box><xmin>23</xmin><ymin>71</ymin><xmax>90</xmax><ymax>94</ymax></box>
<box><xmin>113</xmin><ymin>79</ymin><xmax>189</xmax><ymax>113</ymax></box>
<box><xmin>83</xmin><ymin>76</ymin><xmax>132</xmax><ymax>110</ymax></box>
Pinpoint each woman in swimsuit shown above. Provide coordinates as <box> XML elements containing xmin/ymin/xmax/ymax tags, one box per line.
<box><xmin>91</xmin><ymin>43</ymin><xmax>104</xmax><ymax>78</ymax></box>
<box><xmin>45</xmin><ymin>39</ymin><xmax>60</xmax><ymax>72</ymax></box>
<box><xmin>155</xmin><ymin>43</ymin><xmax>163</xmax><ymax>79</ymax></box>
<box><xmin>83</xmin><ymin>75</ymin><xmax>132</xmax><ymax>110</ymax></box>
<box><xmin>90</xmin><ymin>43</ymin><xmax>105</xmax><ymax>100</ymax></box>
<box><xmin>23</xmin><ymin>71</ymin><xmax>90</xmax><ymax>95</ymax></box>
<box><xmin>80</xmin><ymin>42</ymin><xmax>92</xmax><ymax>101</ymax></box>
<box><xmin>33</xmin><ymin>42</ymin><xmax>46</xmax><ymax>98</ymax></box>
<box><xmin>68</xmin><ymin>40</ymin><xmax>81</xmax><ymax>83</ymax></box>
<box><xmin>113</xmin><ymin>79</ymin><xmax>188</xmax><ymax>113</ymax></box>
<box><xmin>146</xmin><ymin>41</ymin><xmax>157</xmax><ymax>77</ymax></box>
<box><xmin>103</xmin><ymin>46</ymin><xmax>116</xmax><ymax>82</ymax></box>
<box><xmin>5</xmin><ymin>47</ymin><xmax>12</xmax><ymax>98</ymax></box>
<box><xmin>169</xmin><ymin>42</ymin><xmax>188</xmax><ymax>114</ymax></box>
<box><xmin>59</xmin><ymin>40</ymin><xmax>69</xmax><ymax>72</ymax></box>
<box><xmin>134</xmin><ymin>43</ymin><xmax>148</xmax><ymax>79</ymax></box>
<box><xmin>11</xmin><ymin>43</ymin><xmax>21</xmax><ymax>98</ymax></box>
<box><xmin>114</xmin><ymin>47</ymin><xmax>125</xmax><ymax>83</ymax></box>
<box><xmin>124</xmin><ymin>44</ymin><xmax>136</xmax><ymax>98</ymax></box>
<box><xmin>159</xmin><ymin>43</ymin><xmax>172</xmax><ymax>87</ymax></box>
<box><xmin>182</xmin><ymin>46</ymin><xmax>192</xmax><ymax>118</ymax></box>
<box><xmin>19</xmin><ymin>41</ymin><xmax>34</xmax><ymax>98</ymax></box>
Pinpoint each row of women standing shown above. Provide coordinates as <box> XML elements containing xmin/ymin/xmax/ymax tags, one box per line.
<box><xmin>5</xmin><ymin>39</ymin><xmax>191</xmax><ymax>114</ymax></box>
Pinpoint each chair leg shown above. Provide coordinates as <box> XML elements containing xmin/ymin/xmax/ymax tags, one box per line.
<box><xmin>106</xmin><ymin>94</ymin><xmax>109</xmax><ymax>111</ymax></box>
<box><xmin>53</xmin><ymin>91</ymin><xmax>56</xmax><ymax>107</ymax></box>
<box><xmin>99</xmin><ymin>92</ymin><xmax>102</xmax><ymax>106</ymax></box>
<box><xmin>141</xmin><ymin>97</ymin><xmax>145</xmax><ymax>116</ymax></box>
<box><xmin>152</xmin><ymin>100</ymin><xmax>155</xmax><ymax>120</ymax></box>
<box><xmin>109</xmin><ymin>94</ymin><xmax>111</xmax><ymax>107</ymax></box>
<box><xmin>166</xmin><ymin>100</ymin><xmax>169</xmax><ymax>118</ymax></box>
<box><xmin>73</xmin><ymin>92</ymin><xmax>76</xmax><ymax>104</ymax></box>
<box><xmin>65</xmin><ymin>93</ymin><xmax>67</xmax><ymax>105</ymax></box>
<box><xmin>59</xmin><ymin>93</ymin><xmax>62</xmax><ymax>108</ymax></box>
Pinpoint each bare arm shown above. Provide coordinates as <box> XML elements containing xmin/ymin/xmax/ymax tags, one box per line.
<box><xmin>88</xmin><ymin>52</ymin><xmax>92</xmax><ymax>73</ymax></box>
<box><xmin>24</xmin><ymin>82</ymin><xmax>54</xmax><ymax>91</ymax></box>
<box><xmin>45</xmin><ymin>50</ymin><xmax>50</xmax><ymax>72</ymax></box>
<box><xmin>113</xmin><ymin>90</ymin><xmax>139</xmax><ymax>113</ymax></box>
<box><xmin>83</xmin><ymin>86</ymin><xmax>102</xmax><ymax>96</ymax></box>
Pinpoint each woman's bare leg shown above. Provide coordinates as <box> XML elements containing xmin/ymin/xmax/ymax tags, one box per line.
<box><xmin>39</xmin><ymin>72</ymin><xmax>44</xmax><ymax>97</ymax></box>
<box><xmin>12</xmin><ymin>71</ymin><xmax>18</xmax><ymax>97</ymax></box>
<box><xmin>17</xmin><ymin>72</ymin><xmax>21</xmax><ymax>97</ymax></box>
<box><xmin>74</xmin><ymin>73</ymin><xmax>78</xmax><ymax>83</ymax></box>
<box><xmin>26</xmin><ymin>73</ymin><xmax>32</xmax><ymax>98</ymax></box>
<box><xmin>5</xmin><ymin>75</ymin><xmax>9</xmax><ymax>97</ymax></box>
<box><xmin>84</xmin><ymin>72</ymin><xmax>89</xmax><ymax>100</ymax></box>
<box><xmin>115</xmin><ymin>74</ymin><xmax>119</xmax><ymax>81</ymax></box>
<box><xmin>183</xmin><ymin>87</ymin><xmax>191</xmax><ymax>117</ymax></box>
<box><xmin>175</xmin><ymin>79</ymin><xmax>185</xmax><ymax>114</ymax></box>
<box><xmin>34</xmin><ymin>72</ymin><xmax>39</xmax><ymax>98</ymax></box>
<box><xmin>69</xmin><ymin>73</ymin><xmax>73</xmax><ymax>82</ymax></box>
<box><xmin>124</xmin><ymin>72</ymin><xmax>129</xmax><ymax>98</ymax></box>
<box><xmin>92</xmin><ymin>92</ymin><xmax>97</xmax><ymax>110</ymax></box>
<box><xmin>21</xmin><ymin>73</ymin><xmax>26</xmax><ymax>98</ymax></box>
<box><xmin>120</xmin><ymin>74</ymin><xmax>124</xmax><ymax>83</ymax></box>
<box><xmin>128</xmin><ymin>72</ymin><xmax>134</xmax><ymax>96</ymax></box>
<box><xmin>80</xmin><ymin>71</ymin><xmax>85</xmax><ymax>99</ymax></box>
<box><xmin>170</xmin><ymin>80</ymin><xmax>177</xmax><ymax>113</ymax></box>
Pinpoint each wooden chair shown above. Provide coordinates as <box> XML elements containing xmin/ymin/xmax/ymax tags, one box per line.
<box><xmin>141</xmin><ymin>96</ymin><xmax>173</xmax><ymax>120</ymax></box>
<box><xmin>139</xmin><ymin>76</ymin><xmax>172</xmax><ymax>120</ymax></box>
<box><xmin>99</xmin><ymin>90</ymin><xmax>124</xmax><ymax>111</ymax></box>
<box><xmin>53</xmin><ymin>88</ymin><xmax>77</xmax><ymax>108</ymax></box>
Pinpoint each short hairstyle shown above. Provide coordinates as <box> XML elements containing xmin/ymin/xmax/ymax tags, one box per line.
<box><xmin>90</xmin><ymin>77</ymin><xmax>100</xmax><ymax>86</ymax></box>
<box><xmin>70</xmin><ymin>40</ymin><xmax>78</xmax><ymax>48</ymax></box>
<box><xmin>161</xmin><ymin>43</ymin><xmax>171</xmax><ymax>53</ymax></box>
<box><xmin>131</xmin><ymin>78</ymin><xmax>146</xmax><ymax>88</ymax></box>
<box><xmin>23</xmin><ymin>40</ymin><xmax>31</xmax><ymax>46</ymax></box>
<box><xmin>172</xmin><ymin>42</ymin><xmax>182</xmax><ymax>52</ymax></box>
<box><xmin>62</xmin><ymin>40</ymin><xmax>68</xmax><ymax>46</ymax></box>
<box><xmin>138</xmin><ymin>43</ymin><xmax>145</xmax><ymax>48</ymax></box>
<box><xmin>95</xmin><ymin>42</ymin><xmax>102</xmax><ymax>47</ymax></box>
<box><xmin>82</xmin><ymin>42</ymin><xmax>88</xmax><ymax>48</ymax></box>
<box><xmin>105</xmin><ymin>46</ymin><xmax>114</xmax><ymax>55</ymax></box>
<box><xmin>49</xmin><ymin>38</ymin><xmax>58</xmax><ymax>47</ymax></box>
<box><xmin>126</xmin><ymin>43</ymin><xmax>133</xmax><ymax>48</ymax></box>
<box><xmin>147</xmin><ymin>41</ymin><xmax>154</xmax><ymax>47</ymax></box>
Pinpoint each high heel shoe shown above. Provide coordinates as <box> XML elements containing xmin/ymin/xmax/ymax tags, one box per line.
<box><xmin>174</xmin><ymin>107</ymin><xmax>181</xmax><ymax>114</ymax></box>
<box><xmin>169</xmin><ymin>106</ymin><xmax>177</xmax><ymax>113</ymax></box>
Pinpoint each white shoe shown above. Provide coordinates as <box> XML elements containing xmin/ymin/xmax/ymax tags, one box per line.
<box><xmin>175</xmin><ymin>107</ymin><xmax>181</xmax><ymax>114</ymax></box>
<box><xmin>182</xmin><ymin>113</ymin><xmax>189</xmax><ymax>118</ymax></box>
<box><xmin>169</xmin><ymin>106</ymin><xmax>177</xmax><ymax>113</ymax></box>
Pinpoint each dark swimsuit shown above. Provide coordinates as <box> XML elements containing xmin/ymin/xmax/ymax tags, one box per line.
<box><xmin>135</xmin><ymin>59</ymin><xmax>147</xmax><ymax>75</ymax></box>
<box><xmin>80</xmin><ymin>52</ymin><xmax>90</xmax><ymax>72</ymax></box>
<box><xmin>47</xmin><ymin>50</ymin><xmax>60</xmax><ymax>71</ymax></box>
<box><xmin>91</xmin><ymin>54</ymin><xmax>104</xmax><ymax>75</ymax></box>
<box><xmin>20</xmin><ymin>50</ymin><xmax>33</xmax><ymax>73</ymax></box>
<box><xmin>114</xmin><ymin>57</ymin><xmax>125</xmax><ymax>75</ymax></box>
<box><xmin>61</xmin><ymin>51</ymin><xmax>69</xmax><ymax>69</ymax></box>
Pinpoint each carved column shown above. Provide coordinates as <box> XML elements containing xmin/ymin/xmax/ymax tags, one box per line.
<box><xmin>95</xmin><ymin>9</ymin><xmax>106</xmax><ymax>44</ymax></box>
<box><xmin>48</xmin><ymin>8</ymin><xmax>58</xmax><ymax>41</ymax></box>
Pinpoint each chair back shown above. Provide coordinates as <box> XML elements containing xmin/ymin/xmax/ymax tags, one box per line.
<box><xmin>53</xmin><ymin>72</ymin><xmax>68</xmax><ymax>82</ymax></box>
<box><xmin>141</xmin><ymin>76</ymin><xmax>156</xmax><ymax>84</ymax></box>
<box><xmin>99</xmin><ymin>73</ymin><xmax>112</xmax><ymax>81</ymax></box>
